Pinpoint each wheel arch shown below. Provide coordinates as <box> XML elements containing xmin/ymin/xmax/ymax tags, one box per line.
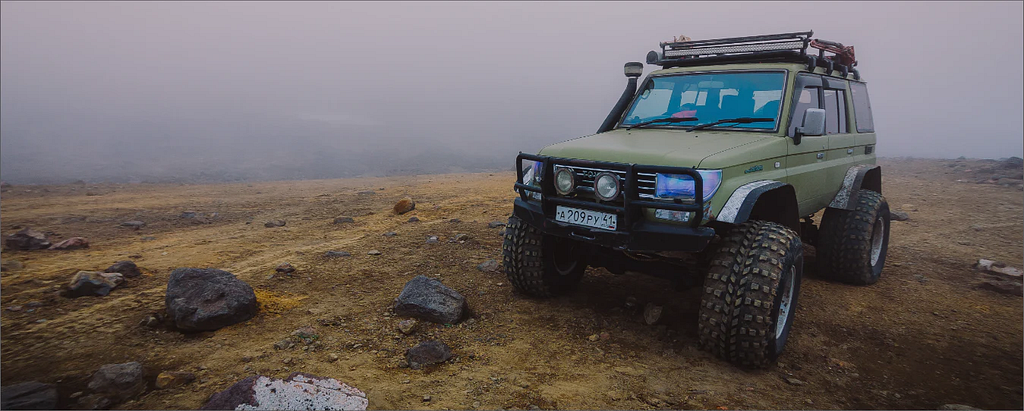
<box><xmin>828</xmin><ymin>164</ymin><xmax>882</xmax><ymax>210</ymax></box>
<box><xmin>716</xmin><ymin>180</ymin><xmax>801</xmax><ymax>234</ymax></box>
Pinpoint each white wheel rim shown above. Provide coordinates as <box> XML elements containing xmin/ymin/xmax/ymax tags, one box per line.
<box><xmin>870</xmin><ymin>216</ymin><xmax>885</xmax><ymax>267</ymax></box>
<box><xmin>775</xmin><ymin>266</ymin><xmax>796</xmax><ymax>339</ymax></box>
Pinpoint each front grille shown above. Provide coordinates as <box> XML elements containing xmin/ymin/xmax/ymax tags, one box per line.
<box><xmin>555</xmin><ymin>165</ymin><xmax>660</xmax><ymax>201</ymax></box>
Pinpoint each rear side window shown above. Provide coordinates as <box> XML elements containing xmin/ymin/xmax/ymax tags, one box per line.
<box><xmin>823</xmin><ymin>89</ymin><xmax>848</xmax><ymax>134</ymax></box>
<box><xmin>788</xmin><ymin>87</ymin><xmax>820</xmax><ymax>137</ymax></box>
<box><xmin>850</xmin><ymin>81</ymin><xmax>874</xmax><ymax>132</ymax></box>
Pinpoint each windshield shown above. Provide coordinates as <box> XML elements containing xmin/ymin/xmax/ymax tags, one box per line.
<box><xmin>620</xmin><ymin>72</ymin><xmax>786</xmax><ymax>130</ymax></box>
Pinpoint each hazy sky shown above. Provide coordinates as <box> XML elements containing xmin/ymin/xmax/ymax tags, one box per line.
<box><xmin>2</xmin><ymin>1</ymin><xmax>1022</xmax><ymax>183</ymax></box>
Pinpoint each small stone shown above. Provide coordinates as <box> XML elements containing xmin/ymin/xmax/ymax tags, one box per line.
<box><xmin>77</xmin><ymin>394</ymin><xmax>112</xmax><ymax>410</ymax></box>
<box><xmin>890</xmin><ymin>211</ymin><xmax>910</xmax><ymax>221</ymax></box>
<box><xmin>119</xmin><ymin>221</ymin><xmax>146</xmax><ymax>229</ymax></box>
<box><xmin>422</xmin><ymin>395</ymin><xmax>431</xmax><ymax>402</ymax></box>
<box><xmin>141</xmin><ymin>236</ymin><xmax>157</xmax><ymax>241</ymax></box>
<box><xmin>488</xmin><ymin>221</ymin><xmax>506</xmax><ymax>228</ymax></box>
<box><xmin>88</xmin><ymin>362</ymin><xmax>145</xmax><ymax>401</ymax></box>
<box><xmin>406</xmin><ymin>340</ymin><xmax>453</xmax><ymax>369</ymax></box>
<box><xmin>398</xmin><ymin>319</ymin><xmax>418</xmax><ymax>335</ymax></box>
<box><xmin>241</xmin><ymin>356</ymin><xmax>253</xmax><ymax>362</ymax></box>
<box><xmin>324</xmin><ymin>251</ymin><xmax>352</xmax><ymax>258</ymax></box>
<box><xmin>473</xmin><ymin>401</ymin><xmax>481</xmax><ymax>408</ymax></box>
<box><xmin>276</xmin><ymin>263</ymin><xmax>296</xmax><ymax>274</ymax></box>
<box><xmin>587</xmin><ymin>334</ymin><xmax>599</xmax><ymax>342</ymax></box>
<box><xmin>643</xmin><ymin>303</ymin><xmax>663</xmax><ymax>325</ymax></box>
<box><xmin>66</xmin><ymin>271</ymin><xmax>124</xmax><ymax>298</ymax></box>
<box><xmin>327</xmin><ymin>353</ymin><xmax>339</xmax><ymax>362</ymax></box>
<box><xmin>333</xmin><ymin>217</ymin><xmax>355</xmax><ymax>224</ymax></box>
<box><xmin>599</xmin><ymin>332</ymin><xmax>610</xmax><ymax>341</ymax></box>
<box><xmin>784</xmin><ymin>376</ymin><xmax>806</xmax><ymax>386</ymax></box>
<box><xmin>407</xmin><ymin>217</ymin><xmax>420</xmax><ymax>223</ymax></box>
<box><xmin>976</xmin><ymin>279</ymin><xmax>1023</xmax><ymax>296</ymax></box>
<box><xmin>426</xmin><ymin>236</ymin><xmax>439</xmax><ymax>244</ymax></box>
<box><xmin>393</xmin><ymin>198</ymin><xmax>416</xmax><ymax>215</ymax></box>
<box><xmin>264</xmin><ymin>220</ymin><xmax>286</xmax><ymax>228</ymax></box>
<box><xmin>155</xmin><ymin>371</ymin><xmax>196</xmax><ymax>389</ymax></box>
<box><xmin>450</xmin><ymin>233</ymin><xmax>471</xmax><ymax>243</ymax></box>
<box><xmin>449</xmin><ymin>218</ymin><xmax>461</xmax><ymax>223</ymax></box>
<box><xmin>105</xmin><ymin>261</ymin><xmax>142</xmax><ymax>278</ymax></box>
<box><xmin>70</xmin><ymin>391</ymin><xmax>83</xmax><ymax>399</ymax></box>
<box><xmin>367</xmin><ymin>250</ymin><xmax>382</xmax><ymax>256</ymax></box>
<box><xmin>274</xmin><ymin>339</ymin><xmax>295</xmax><ymax>350</ymax></box>
<box><xmin>476</xmin><ymin>259</ymin><xmax>500</xmax><ymax>272</ymax></box>
<box><xmin>938</xmin><ymin>404</ymin><xmax>979</xmax><ymax>410</ymax></box>
<box><xmin>48</xmin><ymin>237</ymin><xmax>90</xmax><ymax>250</ymax></box>
<box><xmin>383</xmin><ymin>232</ymin><xmax>398</xmax><ymax>237</ymax></box>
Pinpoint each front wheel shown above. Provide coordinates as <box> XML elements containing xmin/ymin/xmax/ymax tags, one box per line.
<box><xmin>502</xmin><ymin>216</ymin><xmax>586</xmax><ymax>298</ymax></box>
<box><xmin>698</xmin><ymin>220</ymin><xmax>804</xmax><ymax>368</ymax></box>
<box><xmin>817</xmin><ymin>190</ymin><xmax>890</xmax><ymax>285</ymax></box>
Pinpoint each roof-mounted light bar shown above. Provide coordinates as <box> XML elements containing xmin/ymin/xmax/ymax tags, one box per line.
<box><xmin>663</xmin><ymin>40</ymin><xmax>808</xmax><ymax>58</ymax></box>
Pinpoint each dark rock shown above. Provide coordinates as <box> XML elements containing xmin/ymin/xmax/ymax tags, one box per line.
<box><xmin>407</xmin><ymin>217</ymin><xmax>420</xmax><ymax>223</ymax></box>
<box><xmin>383</xmin><ymin>232</ymin><xmax>398</xmax><ymax>237</ymax></box>
<box><xmin>425</xmin><ymin>236</ymin><xmax>439</xmax><ymax>244</ymax></box>
<box><xmin>66</xmin><ymin>271</ymin><xmax>124</xmax><ymax>297</ymax></box>
<box><xmin>264</xmin><ymin>220</ymin><xmax>286</xmax><ymax>228</ymax></box>
<box><xmin>977</xmin><ymin>279</ymin><xmax>1023</xmax><ymax>296</ymax></box>
<box><xmin>406</xmin><ymin>340</ymin><xmax>453</xmax><ymax>369</ymax></box>
<box><xmin>141</xmin><ymin>236</ymin><xmax>157</xmax><ymax>241</ymax></box>
<box><xmin>367</xmin><ymin>250</ymin><xmax>382</xmax><ymax>256</ymax></box>
<box><xmin>450</xmin><ymin>233</ymin><xmax>471</xmax><ymax>243</ymax></box>
<box><xmin>324</xmin><ymin>251</ymin><xmax>351</xmax><ymax>258</ymax></box>
<box><xmin>488</xmin><ymin>221</ymin><xmax>506</xmax><ymax>228</ymax></box>
<box><xmin>49</xmin><ymin>237</ymin><xmax>90</xmax><ymax>250</ymax></box>
<box><xmin>165</xmin><ymin>268</ymin><xmax>258</xmax><ymax>332</ymax></box>
<box><xmin>88</xmin><ymin>362</ymin><xmax>145</xmax><ymax>401</ymax></box>
<box><xmin>155</xmin><ymin>371</ymin><xmax>196</xmax><ymax>389</ymax></box>
<box><xmin>890</xmin><ymin>211</ymin><xmax>910</xmax><ymax>222</ymax></box>
<box><xmin>393</xmin><ymin>198</ymin><xmax>416</xmax><ymax>215</ymax></box>
<box><xmin>291</xmin><ymin>326</ymin><xmax>318</xmax><ymax>343</ymax></box>
<box><xmin>275</xmin><ymin>263</ymin><xmax>296</xmax><ymax>274</ymax></box>
<box><xmin>119</xmin><ymin>221</ymin><xmax>146</xmax><ymax>229</ymax></box>
<box><xmin>449</xmin><ymin>218</ymin><xmax>461</xmax><ymax>223</ymax></box>
<box><xmin>4</xmin><ymin>228</ymin><xmax>51</xmax><ymax>250</ymax></box>
<box><xmin>394</xmin><ymin>275</ymin><xmax>466</xmax><ymax>324</ymax></box>
<box><xmin>476</xmin><ymin>259</ymin><xmax>499</xmax><ymax>272</ymax></box>
<box><xmin>200</xmin><ymin>373</ymin><xmax>367</xmax><ymax>410</ymax></box>
<box><xmin>333</xmin><ymin>217</ymin><xmax>355</xmax><ymax>224</ymax></box>
<box><xmin>783</xmin><ymin>376</ymin><xmax>806</xmax><ymax>386</ymax></box>
<box><xmin>180</xmin><ymin>211</ymin><xmax>197</xmax><ymax>219</ymax></box>
<box><xmin>1</xmin><ymin>381</ymin><xmax>58</xmax><ymax>410</ymax></box>
<box><xmin>106</xmin><ymin>261</ymin><xmax>142</xmax><ymax>278</ymax></box>
<box><xmin>274</xmin><ymin>339</ymin><xmax>295</xmax><ymax>350</ymax></box>
<box><xmin>77</xmin><ymin>394</ymin><xmax>112</xmax><ymax>410</ymax></box>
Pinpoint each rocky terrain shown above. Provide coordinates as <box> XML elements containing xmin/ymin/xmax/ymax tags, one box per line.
<box><xmin>0</xmin><ymin>157</ymin><xmax>1021</xmax><ymax>410</ymax></box>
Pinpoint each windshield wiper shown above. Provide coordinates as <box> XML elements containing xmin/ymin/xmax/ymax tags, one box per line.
<box><xmin>626</xmin><ymin>116</ymin><xmax>698</xmax><ymax>130</ymax></box>
<box><xmin>685</xmin><ymin>117</ymin><xmax>775</xmax><ymax>132</ymax></box>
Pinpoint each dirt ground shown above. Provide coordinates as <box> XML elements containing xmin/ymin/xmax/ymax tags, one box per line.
<box><xmin>1</xmin><ymin>157</ymin><xmax>1022</xmax><ymax>410</ymax></box>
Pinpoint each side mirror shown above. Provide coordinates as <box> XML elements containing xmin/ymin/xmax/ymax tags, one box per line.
<box><xmin>794</xmin><ymin>108</ymin><xmax>826</xmax><ymax>145</ymax></box>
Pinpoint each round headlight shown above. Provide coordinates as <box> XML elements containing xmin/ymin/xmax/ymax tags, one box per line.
<box><xmin>554</xmin><ymin>168</ymin><xmax>576</xmax><ymax>195</ymax></box>
<box><xmin>594</xmin><ymin>172</ymin><xmax>620</xmax><ymax>201</ymax></box>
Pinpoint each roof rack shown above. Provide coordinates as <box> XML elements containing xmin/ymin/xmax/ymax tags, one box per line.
<box><xmin>647</xmin><ymin>31</ymin><xmax>860</xmax><ymax>80</ymax></box>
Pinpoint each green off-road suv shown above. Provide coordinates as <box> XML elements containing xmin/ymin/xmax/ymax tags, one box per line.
<box><xmin>503</xmin><ymin>31</ymin><xmax>889</xmax><ymax>368</ymax></box>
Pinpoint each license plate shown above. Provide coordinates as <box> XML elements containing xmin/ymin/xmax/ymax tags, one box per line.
<box><xmin>555</xmin><ymin>206</ymin><xmax>618</xmax><ymax>231</ymax></box>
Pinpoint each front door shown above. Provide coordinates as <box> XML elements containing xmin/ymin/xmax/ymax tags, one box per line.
<box><xmin>786</xmin><ymin>75</ymin><xmax>830</xmax><ymax>216</ymax></box>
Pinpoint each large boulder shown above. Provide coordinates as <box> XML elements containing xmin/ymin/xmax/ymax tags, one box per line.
<box><xmin>393</xmin><ymin>198</ymin><xmax>415</xmax><ymax>215</ymax></box>
<box><xmin>66</xmin><ymin>271</ymin><xmax>124</xmax><ymax>298</ymax></box>
<box><xmin>1</xmin><ymin>381</ymin><xmax>58</xmax><ymax>410</ymax></box>
<box><xmin>394</xmin><ymin>275</ymin><xmax>466</xmax><ymax>324</ymax></box>
<box><xmin>87</xmin><ymin>362</ymin><xmax>146</xmax><ymax>402</ymax></box>
<box><xmin>200</xmin><ymin>373</ymin><xmax>367</xmax><ymax>411</ymax></box>
<box><xmin>4</xmin><ymin>228</ymin><xmax>51</xmax><ymax>251</ymax></box>
<box><xmin>165</xmin><ymin>268</ymin><xmax>258</xmax><ymax>332</ymax></box>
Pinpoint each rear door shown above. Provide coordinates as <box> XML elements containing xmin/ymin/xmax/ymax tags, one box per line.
<box><xmin>785</xmin><ymin>74</ymin><xmax>831</xmax><ymax>216</ymax></box>
<box><xmin>823</xmin><ymin>77</ymin><xmax>858</xmax><ymax>200</ymax></box>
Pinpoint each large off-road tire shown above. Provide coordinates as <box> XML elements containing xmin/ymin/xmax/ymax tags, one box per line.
<box><xmin>698</xmin><ymin>220</ymin><xmax>804</xmax><ymax>368</ymax></box>
<box><xmin>817</xmin><ymin>190</ymin><xmax>890</xmax><ymax>285</ymax></box>
<box><xmin>502</xmin><ymin>216</ymin><xmax>586</xmax><ymax>298</ymax></box>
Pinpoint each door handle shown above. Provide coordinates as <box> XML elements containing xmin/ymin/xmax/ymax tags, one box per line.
<box><xmin>816</xmin><ymin>153</ymin><xmax>825</xmax><ymax>160</ymax></box>
<box><xmin>847</xmin><ymin>148</ymin><xmax>854</xmax><ymax>154</ymax></box>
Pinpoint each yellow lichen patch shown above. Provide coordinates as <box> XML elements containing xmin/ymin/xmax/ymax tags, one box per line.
<box><xmin>254</xmin><ymin>289</ymin><xmax>307</xmax><ymax>315</ymax></box>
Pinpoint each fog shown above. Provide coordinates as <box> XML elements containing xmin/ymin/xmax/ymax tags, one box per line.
<box><xmin>2</xmin><ymin>2</ymin><xmax>1022</xmax><ymax>184</ymax></box>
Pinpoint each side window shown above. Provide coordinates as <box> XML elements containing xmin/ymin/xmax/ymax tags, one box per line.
<box><xmin>788</xmin><ymin>87</ymin><xmax>820</xmax><ymax>137</ymax></box>
<box><xmin>850</xmin><ymin>81</ymin><xmax>874</xmax><ymax>132</ymax></box>
<box><xmin>823</xmin><ymin>89</ymin><xmax>849</xmax><ymax>134</ymax></box>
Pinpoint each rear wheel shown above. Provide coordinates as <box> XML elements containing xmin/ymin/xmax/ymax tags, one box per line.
<box><xmin>698</xmin><ymin>220</ymin><xmax>803</xmax><ymax>368</ymax></box>
<box><xmin>502</xmin><ymin>216</ymin><xmax>586</xmax><ymax>298</ymax></box>
<box><xmin>817</xmin><ymin>190</ymin><xmax>890</xmax><ymax>285</ymax></box>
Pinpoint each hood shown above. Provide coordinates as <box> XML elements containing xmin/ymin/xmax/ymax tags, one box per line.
<box><xmin>538</xmin><ymin>128</ymin><xmax>771</xmax><ymax>168</ymax></box>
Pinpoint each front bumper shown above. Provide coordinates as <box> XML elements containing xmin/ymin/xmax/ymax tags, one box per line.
<box><xmin>513</xmin><ymin>153</ymin><xmax>716</xmax><ymax>253</ymax></box>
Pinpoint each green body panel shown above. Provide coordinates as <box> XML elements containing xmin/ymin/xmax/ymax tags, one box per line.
<box><xmin>535</xmin><ymin>62</ymin><xmax>876</xmax><ymax>225</ymax></box>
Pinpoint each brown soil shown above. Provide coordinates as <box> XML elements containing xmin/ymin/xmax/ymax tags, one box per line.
<box><xmin>1</xmin><ymin>158</ymin><xmax>1021</xmax><ymax>410</ymax></box>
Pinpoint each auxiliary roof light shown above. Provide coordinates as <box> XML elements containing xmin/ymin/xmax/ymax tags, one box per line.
<box><xmin>624</xmin><ymin>62</ymin><xmax>644</xmax><ymax>78</ymax></box>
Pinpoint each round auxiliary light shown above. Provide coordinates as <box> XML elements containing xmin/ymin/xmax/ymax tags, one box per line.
<box><xmin>554</xmin><ymin>168</ymin><xmax>576</xmax><ymax>196</ymax></box>
<box><xmin>624</xmin><ymin>61</ymin><xmax>644</xmax><ymax>78</ymax></box>
<box><xmin>594</xmin><ymin>172</ymin><xmax>621</xmax><ymax>201</ymax></box>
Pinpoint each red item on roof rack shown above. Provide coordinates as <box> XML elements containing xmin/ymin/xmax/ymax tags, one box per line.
<box><xmin>809</xmin><ymin>39</ymin><xmax>857</xmax><ymax>67</ymax></box>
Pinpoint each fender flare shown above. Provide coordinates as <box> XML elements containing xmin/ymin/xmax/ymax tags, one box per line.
<box><xmin>828</xmin><ymin>164</ymin><xmax>882</xmax><ymax>210</ymax></box>
<box><xmin>717</xmin><ymin>180</ymin><xmax>800</xmax><ymax>232</ymax></box>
